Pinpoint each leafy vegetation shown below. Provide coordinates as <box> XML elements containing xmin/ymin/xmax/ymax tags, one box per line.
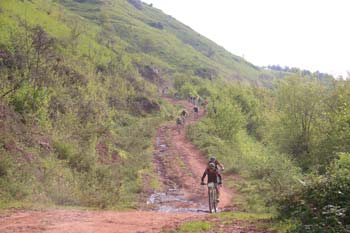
<box><xmin>177</xmin><ymin>74</ymin><xmax>350</xmax><ymax>231</ymax></box>
<box><xmin>278</xmin><ymin>153</ymin><xmax>350</xmax><ymax>232</ymax></box>
<box><xmin>0</xmin><ymin>0</ymin><xmax>176</xmax><ymax>208</ymax></box>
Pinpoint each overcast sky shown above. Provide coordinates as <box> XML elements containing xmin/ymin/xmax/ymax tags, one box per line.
<box><xmin>142</xmin><ymin>0</ymin><xmax>350</xmax><ymax>77</ymax></box>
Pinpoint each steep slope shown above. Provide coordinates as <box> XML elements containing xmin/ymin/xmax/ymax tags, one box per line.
<box><xmin>0</xmin><ymin>0</ymin><xmax>273</xmax><ymax>208</ymax></box>
<box><xmin>0</xmin><ymin>0</ymin><xmax>169</xmax><ymax>207</ymax></box>
<box><xmin>58</xmin><ymin>0</ymin><xmax>276</xmax><ymax>84</ymax></box>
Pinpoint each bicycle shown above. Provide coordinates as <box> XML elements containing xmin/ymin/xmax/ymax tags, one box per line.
<box><xmin>201</xmin><ymin>182</ymin><xmax>218</xmax><ymax>213</ymax></box>
<box><xmin>176</xmin><ymin>118</ymin><xmax>182</xmax><ymax>134</ymax></box>
<box><xmin>181</xmin><ymin>115</ymin><xmax>187</xmax><ymax>125</ymax></box>
<box><xmin>193</xmin><ymin>106</ymin><xmax>199</xmax><ymax>119</ymax></box>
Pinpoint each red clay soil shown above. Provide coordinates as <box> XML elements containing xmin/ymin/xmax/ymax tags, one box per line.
<box><xmin>0</xmin><ymin>209</ymin><xmax>198</xmax><ymax>233</ymax></box>
<box><xmin>156</xmin><ymin>97</ymin><xmax>235</xmax><ymax>210</ymax></box>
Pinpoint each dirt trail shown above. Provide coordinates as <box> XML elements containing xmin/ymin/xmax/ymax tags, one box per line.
<box><xmin>146</xmin><ymin>97</ymin><xmax>234</xmax><ymax>213</ymax></box>
<box><xmin>0</xmin><ymin>97</ymin><xmax>264</xmax><ymax>233</ymax></box>
<box><xmin>0</xmin><ymin>209</ymin><xmax>198</xmax><ymax>233</ymax></box>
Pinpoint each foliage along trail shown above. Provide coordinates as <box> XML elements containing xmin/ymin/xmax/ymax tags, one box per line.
<box><xmin>0</xmin><ymin>98</ymin><xmax>265</xmax><ymax>233</ymax></box>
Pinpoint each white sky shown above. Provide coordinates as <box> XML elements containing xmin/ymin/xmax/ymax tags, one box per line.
<box><xmin>142</xmin><ymin>0</ymin><xmax>350</xmax><ymax>77</ymax></box>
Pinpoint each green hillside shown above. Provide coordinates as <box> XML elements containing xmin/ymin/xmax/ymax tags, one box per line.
<box><xmin>0</xmin><ymin>0</ymin><xmax>276</xmax><ymax>208</ymax></box>
<box><xmin>58</xmin><ymin>0</ymin><xmax>276</xmax><ymax>84</ymax></box>
<box><xmin>0</xmin><ymin>0</ymin><xmax>173</xmax><ymax>208</ymax></box>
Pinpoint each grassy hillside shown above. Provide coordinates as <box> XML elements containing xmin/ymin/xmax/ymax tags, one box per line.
<box><xmin>0</xmin><ymin>0</ymin><xmax>176</xmax><ymax>208</ymax></box>
<box><xmin>58</xmin><ymin>0</ymin><xmax>277</xmax><ymax>84</ymax></box>
<box><xmin>0</xmin><ymin>0</ymin><xmax>278</xmax><ymax>208</ymax></box>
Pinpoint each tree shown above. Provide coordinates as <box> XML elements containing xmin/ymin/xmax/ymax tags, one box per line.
<box><xmin>275</xmin><ymin>75</ymin><xmax>326</xmax><ymax>168</ymax></box>
<box><xmin>211</xmin><ymin>100</ymin><xmax>246</xmax><ymax>141</ymax></box>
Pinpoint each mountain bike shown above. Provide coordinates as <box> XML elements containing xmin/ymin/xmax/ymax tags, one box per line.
<box><xmin>176</xmin><ymin>119</ymin><xmax>182</xmax><ymax>133</ymax></box>
<box><xmin>202</xmin><ymin>182</ymin><xmax>218</xmax><ymax>213</ymax></box>
<box><xmin>193</xmin><ymin>106</ymin><xmax>199</xmax><ymax>119</ymax></box>
<box><xmin>181</xmin><ymin>115</ymin><xmax>187</xmax><ymax>125</ymax></box>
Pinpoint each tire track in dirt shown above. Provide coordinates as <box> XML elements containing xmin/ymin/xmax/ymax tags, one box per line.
<box><xmin>147</xmin><ymin>97</ymin><xmax>235</xmax><ymax>213</ymax></box>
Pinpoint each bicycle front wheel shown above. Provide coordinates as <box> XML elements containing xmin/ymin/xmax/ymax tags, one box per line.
<box><xmin>213</xmin><ymin>188</ymin><xmax>217</xmax><ymax>213</ymax></box>
<box><xmin>208</xmin><ymin>188</ymin><xmax>213</xmax><ymax>213</ymax></box>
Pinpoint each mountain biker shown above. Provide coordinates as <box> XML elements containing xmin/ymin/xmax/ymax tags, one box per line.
<box><xmin>181</xmin><ymin>109</ymin><xmax>188</xmax><ymax>117</ymax></box>
<box><xmin>193</xmin><ymin>105</ymin><xmax>199</xmax><ymax>117</ymax></box>
<box><xmin>208</xmin><ymin>156</ymin><xmax>224</xmax><ymax>184</ymax></box>
<box><xmin>201</xmin><ymin>163</ymin><xmax>220</xmax><ymax>202</ymax></box>
<box><xmin>180</xmin><ymin>109</ymin><xmax>188</xmax><ymax>124</ymax></box>
<box><xmin>176</xmin><ymin>117</ymin><xmax>182</xmax><ymax>132</ymax></box>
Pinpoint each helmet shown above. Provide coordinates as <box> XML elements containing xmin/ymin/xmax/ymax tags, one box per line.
<box><xmin>208</xmin><ymin>163</ymin><xmax>215</xmax><ymax>169</ymax></box>
<box><xmin>209</xmin><ymin>156</ymin><xmax>216</xmax><ymax>161</ymax></box>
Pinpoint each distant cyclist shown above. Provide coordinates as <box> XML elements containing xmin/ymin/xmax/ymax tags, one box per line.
<box><xmin>180</xmin><ymin>109</ymin><xmax>188</xmax><ymax>124</ymax></box>
<box><xmin>201</xmin><ymin>163</ymin><xmax>220</xmax><ymax>202</ymax></box>
<box><xmin>176</xmin><ymin>117</ymin><xmax>182</xmax><ymax>133</ymax></box>
<box><xmin>208</xmin><ymin>156</ymin><xmax>224</xmax><ymax>185</ymax></box>
<box><xmin>193</xmin><ymin>105</ymin><xmax>199</xmax><ymax>118</ymax></box>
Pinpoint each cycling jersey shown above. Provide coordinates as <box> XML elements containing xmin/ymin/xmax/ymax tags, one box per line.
<box><xmin>201</xmin><ymin>168</ymin><xmax>219</xmax><ymax>183</ymax></box>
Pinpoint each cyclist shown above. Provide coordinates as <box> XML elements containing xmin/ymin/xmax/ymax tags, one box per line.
<box><xmin>180</xmin><ymin>109</ymin><xmax>188</xmax><ymax>124</ymax></box>
<box><xmin>176</xmin><ymin>117</ymin><xmax>182</xmax><ymax>133</ymax></box>
<box><xmin>208</xmin><ymin>156</ymin><xmax>224</xmax><ymax>184</ymax></box>
<box><xmin>193</xmin><ymin>105</ymin><xmax>199</xmax><ymax>118</ymax></box>
<box><xmin>201</xmin><ymin>163</ymin><xmax>220</xmax><ymax>202</ymax></box>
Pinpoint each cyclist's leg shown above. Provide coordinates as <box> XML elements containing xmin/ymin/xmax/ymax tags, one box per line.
<box><xmin>217</xmin><ymin>173</ymin><xmax>223</xmax><ymax>184</ymax></box>
<box><xmin>215</xmin><ymin>184</ymin><xmax>220</xmax><ymax>202</ymax></box>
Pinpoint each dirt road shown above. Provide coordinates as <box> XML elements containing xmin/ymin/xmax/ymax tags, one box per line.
<box><xmin>146</xmin><ymin>97</ymin><xmax>234</xmax><ymax>213</ymax></box>
<box><xmin>0</xmin><ymin>209</ymin><xmax>198</xmax><ymax>233</ymax></box>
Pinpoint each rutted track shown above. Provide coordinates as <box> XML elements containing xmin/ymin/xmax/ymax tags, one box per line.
<box><xmin>147</xmin><ymin>97</ymin><xmax>233</xmax><ymax>213</ymax></box>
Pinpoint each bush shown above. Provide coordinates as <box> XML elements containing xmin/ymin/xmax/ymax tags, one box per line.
<box><xmin>278</xmin><ymin>153</ymin><xmax>350</xmax><ymax>232</ymax></box>
<box><xmin>54</xmin><ymin>141</ymin><xmax>76</xmax><ymax>160</ymax></box>
<box><xmin>0</xmin><ymin>153</ymin><xmax>32</xmax><ymax>201</ymax></box>
<box><xmin>10</xmin><ymin>83</ymin><xmax>50</xmax><ymax>124</ymax></box>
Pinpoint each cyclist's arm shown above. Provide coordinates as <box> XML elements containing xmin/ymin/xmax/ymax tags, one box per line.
<box><xmin>217</xmin><ymin>162</ymin><xmax>224</xmax><ymax>171</ymax></box>
<box><xmin>201</xmin><ymin>170</ymin><xmax>207</xmax><ymax>182</ymax></box>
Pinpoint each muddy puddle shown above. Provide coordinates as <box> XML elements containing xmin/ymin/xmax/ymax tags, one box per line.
<box><xmin>147</xmin><ymin>190</ymin><xmax>208</xmax><ymax>213</ymax></box>
<box><xmin>148</xmin><ymin>134</ymin><xmax>217</xmax><ymax>213</ymax></box>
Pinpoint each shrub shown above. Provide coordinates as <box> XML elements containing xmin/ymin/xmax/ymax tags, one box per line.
<box><xmin>54</xmin><ymin>141</ymin><xmax>76</xmax><ymax>160</ymax></box>
<box><xmin>277</xmin><ymin>153</ymin><xmax>350</xmax><ymax>232</ymax></box>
